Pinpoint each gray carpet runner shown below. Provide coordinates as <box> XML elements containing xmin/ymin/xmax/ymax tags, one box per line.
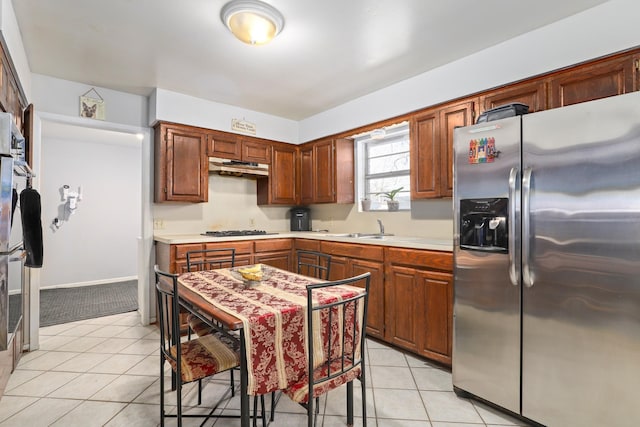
<box><xmin>40</xmin><ymin>280</ymin><xmax>138</xmax><ymax>327</ymax></box>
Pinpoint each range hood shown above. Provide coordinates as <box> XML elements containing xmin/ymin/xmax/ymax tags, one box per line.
<box><xmin>208</xmin><ymin>157</ymin><xmax>269</xmax><ymax>178</ymax></box>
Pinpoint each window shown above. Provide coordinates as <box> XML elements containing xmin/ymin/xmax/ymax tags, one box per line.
<box><xmin>355</xmin><ymin>122</ymin><xmax>410</xmax><ymax>211</ymax></box>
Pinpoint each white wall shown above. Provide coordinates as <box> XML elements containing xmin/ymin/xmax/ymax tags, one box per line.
<box><xmin>32</xmin><ymin>74</ymin><xmax>148</xmax><ymax>128</ymax></box>
<box><xmin>40</xmin><ymin>126</ymin><xmax>142</xmax><ymax>287</ymax></box>
<box><xmin>299</xmin><ymin>0</ymin><xmax>640</xmax><ymax>142</ymax></box>
<box><xmin>153</xmin><ymin>173</ymin><xmax>290</xmax><ymax>234</ymax></box>
<box><xmin>150</xmin><ymin>88</ymin><xmax>299</xmax><ymax>144</ymax></box>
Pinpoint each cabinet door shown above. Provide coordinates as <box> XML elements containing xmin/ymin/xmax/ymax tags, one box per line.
<box><xmin>314</xmin><ymin>139</ymin><xmax>335</xmax><ymax>203</ymax></box>
<box><xmin>439</xmin><ymin>99</ymin><xmax>476</xmax><ymax>197</ymax></box>
<box><xmin>547</xmin><ymin>55</ymin><xmax>635</xmax><ymax>108</ymax></box>
<box><xmin>634</xmin><ymin>55</ymin><xmax>640</xmax><ymax>92</ymax></box>
<box><xmin>410</xmin><ymin>109</ymin><xmax>440</xmax><ymax>199</ymax></box>
<box><xmin>208</xmin><ymin>131</ymin><xmax>240</xmax><ymax>159</ymax></box>
<box><xmin>254</xmin><ymin>252</ymin><xmax>291</xmax><ymax>271</ymax></box>
<box><xmin>385</xmin><ymin>265</ymin><xmax>420</xmax><ymax>352</ymax></box>
<box><xmin>265</xmin><ymin>145</ymin><xmax>298</xmax><ymax>205</ymax></box>
<box><xmin>351</xmin><ymin>259</ymin><xmax>384</xmax><ymax>339</ymax></box>
<box><xmin>242</xmin><ymin>140</ymin><xmax>271</xmax><ymax>164</ymax></box>
<box><xmin>299</xmin><ymin>146</ymin><xmax>314</xmax><ymax>205</ymax></box>
<box><xmin>417</xmin><ymin>270</ymin><xmax>453</xmax><ymax>363</ymax></box>
<box><xmin>156</xmin><ymin>125</ymin><xmax>208</xmax><ymax>202</ymax></box>
<box><xmin>327</xmin><ymin>255</ymin><xmax>350</xmax><ymax>281</ymax></box>
<box><xmin>480</xmin><ymin>80</ymin><xmax>547</xmax><ymax>113</ymax></box>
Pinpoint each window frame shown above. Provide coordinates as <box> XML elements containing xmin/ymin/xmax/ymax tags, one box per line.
<box><xmin>355</xmin><ymin>122</ymin><xmax>411</xmax><ymax>212</ymax></box>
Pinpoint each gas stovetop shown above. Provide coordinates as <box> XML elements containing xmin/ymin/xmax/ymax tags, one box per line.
<box><xmin>201</xmin><ymin>230</ymin><xmax>278</xmax><ymax>237</ymax></box>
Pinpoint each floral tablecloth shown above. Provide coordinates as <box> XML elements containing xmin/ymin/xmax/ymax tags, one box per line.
<box><xmin>178</xmin><ymin>265</ymin><xmax>364</xmax><ymax>396</ymax></box>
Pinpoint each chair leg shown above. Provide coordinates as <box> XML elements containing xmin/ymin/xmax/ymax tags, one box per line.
<box><xmin>307</xmin><ymin>394</ymin><xmax>314</xmax><ymax>427</ymax></box>
<box><xmin>260</xmin><ymin>395</ymin><xmax>266</xmax><ymax>427</ymax></box>
<box><xmin>176</xmin><ymin>374</ymin><xmax>183</xmax><ymax>427</ymax></box>
<box><xmin>253</xmin><ymin>396</ymin><xmax>258</xmax><ymax>427</ymax></box>
<box><xmin>230</xmin><ymin>368</ymin><xmax>235</xmax><ymax>396</ymax></box>
<box><xmin>361</xmin><ymin>374</ymin><xmax>367</xmax><ymax>426</ymax></box>
<box><xmin>159</xmin><ymin>354</ymin><xmax>165</xmax><ymax>427</ymax></box>
<box><xmin>270</xmin><ymin>392</ymin><xmax>276</xmax><ymax>422</ymax></box>
<box><xmin>346</xmin><ymin>381</ymin><xmax>354</xmax><ymax>426</ymax></box>
<box><xmin>197</xmin><ymin>378</ymin><xmax>202</xmax><ymax>405</ymax></box>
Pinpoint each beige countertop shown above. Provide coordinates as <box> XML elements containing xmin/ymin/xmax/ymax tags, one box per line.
<box><xmin>154</xmin><ymin>231</ymin><xmax>453</xmax><ymax>252</ymax></box>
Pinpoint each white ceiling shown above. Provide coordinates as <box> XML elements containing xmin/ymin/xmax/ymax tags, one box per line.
<box><xmin>13</xmin><ymin>0</ymin><xmax>608</xmax><ymax>120</ymax></box>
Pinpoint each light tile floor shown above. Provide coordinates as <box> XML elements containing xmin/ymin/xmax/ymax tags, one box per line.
<box><xmin>0</xmin><ymin>311</ymin><xmax>532</xmax><ymax>427</ymax></box>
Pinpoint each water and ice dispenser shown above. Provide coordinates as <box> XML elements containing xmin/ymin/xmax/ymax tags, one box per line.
<box><xmin>459</xmin><ymin>198</ymin><xmax>508</xmax><ymax>252</ymax></box>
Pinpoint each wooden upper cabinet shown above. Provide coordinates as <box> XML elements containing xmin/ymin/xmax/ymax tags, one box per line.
<box><xmin>299</xmin><ymin>146</ymin><xmax>314</xmax><ymax>205</ymax></box>
<box><xmin>299</xmin><ymin>138</ymin><xmax>354</xmax><ymax>204</ymax></box>
<box><xmin>257</xmin><ymin>144</ymin><xmax>297</xmax><ymax>205</ymax></box>
<box><xmin>333</xmin><ymin>138</ymin><xmax>355</xmax><ymax>204</ymax></box>
<box><xmin>208</xmin><ymin>131</ymin><xmax>272</xmax><ymax>164</ymax></box>
<box><xmin>439</xmin><ymin>99</ymin><xmax>476</xmax><ymax>198</ymax></box>
<box><xmin>154</xmin><ymin>122</ymin><xmax>208</xmax><ymax>202</ymax></box>
<box><xmin>547</xmin><ymin>55</ymin><xmax>636</xmax><ymax>108</ymax></box>
<box><xmin>241</xmin><ymin>139</ymin><xmax>271</xmax><ymax>164</ymax></box>
<box><xmin>410</xmin><ymin>109</ymin><xmax>440</xmax><ymax>199</ymax></box>
<box><xmin>208</xmin><ymin>130</ymin><xmax>240</xmax><ymax>160</ymax></box>
<box><xmin>634</xmin><ymin>55</ymin><xmax>640</xmax><ymax>92</ymax></box>
<box><xmin>480</xmin><ymin>80</ymin><xmax>547</xmax><ymax>114</ymax></box>
<box><xmin>314</xmin><ymin>139</ymin><xmax>335</xmax><ymax>203</ymax></box>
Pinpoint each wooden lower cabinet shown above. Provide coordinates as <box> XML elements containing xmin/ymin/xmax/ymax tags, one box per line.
<box><xmin>385</xmin><ymin>247</ymin><xmax>453</xmax><ymax>366</ymax></box>
<box><xmin>253</xmin><ymin>239</ymin><xmax>293</xmax><ymax>271</ymax></box>
<box><xmin>156</xmin><ymin>238</ymin><xmax>453</xmax><ymax>365</ymax></box>
<box><xmin>418</xmin><ymin>270</ymin><xmax>452</xmax><ymax>360</ymax></box>
<box><xmin>385</xmin><ymin>265</ymin><xmax>421</xmax><ymax>352</ymax></box>
<box><xmin>320</xmin><ymin>241</ymin><xmax>385</xmax><ymax>339</ymax></box>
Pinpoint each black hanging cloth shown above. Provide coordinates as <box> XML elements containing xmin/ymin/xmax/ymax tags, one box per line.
<box><xmin>20</xmin><ymin>188</ymin><xmax>43</xmax><ymax>268</ymax></box>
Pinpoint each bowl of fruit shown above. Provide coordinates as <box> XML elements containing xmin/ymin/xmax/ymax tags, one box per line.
<box><xmin>231</xmin><ymin>264</ymin><xmax>270</xmax><ymax>287</ymax></box>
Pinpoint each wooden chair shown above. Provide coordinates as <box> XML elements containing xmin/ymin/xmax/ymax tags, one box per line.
<box><xmin>154</xmin><ymin>266</ymin><xmax>241</xmax><ymax>427</ymax></box>
<box><xmin>285</xmin><ymin>272</ymin><xmax>370</xmax><ymax>427</ymax></box>
<box><xmin>185</xmin><ymin>250</ymin><xmax>270</xmax><ymax>427</ymax></box>
<box><xmin>296</xmin><ymin>250</ymin><xmax>331</xmax><ymax>279</ymax></box>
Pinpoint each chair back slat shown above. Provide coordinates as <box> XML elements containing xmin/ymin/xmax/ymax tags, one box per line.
<box><xmin>297</xmin><ymin>250</ymin><xmax>331</xmax><ymax>279</ymax></box>
<box><xmin>186</xmin><ymin>248</ymin><xmax>236</xmax><ymax>272</ymax></box>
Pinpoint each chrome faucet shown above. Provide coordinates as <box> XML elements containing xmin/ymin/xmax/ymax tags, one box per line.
<box><xmin>377</xmin><ymin>219</ymin><xmax>384</xmax><ymax>235</ymax></box>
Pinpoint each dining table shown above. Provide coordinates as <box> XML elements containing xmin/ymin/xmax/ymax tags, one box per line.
<box><xmin>176</xmin><ymin>263</ymin><xmax>365</xmax><ymax>427</ymax></box>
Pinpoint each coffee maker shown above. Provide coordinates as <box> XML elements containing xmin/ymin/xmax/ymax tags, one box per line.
<box><xmin>290</xmin><ymin>207</ymin><xmax>311</xmax><ymax>231</ymax></box>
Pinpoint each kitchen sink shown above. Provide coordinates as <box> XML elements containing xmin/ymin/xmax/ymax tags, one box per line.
<box><xmin>326</xmin><ymin>232</ymin><xmax>393</xmax><ymax>239</ymax></box>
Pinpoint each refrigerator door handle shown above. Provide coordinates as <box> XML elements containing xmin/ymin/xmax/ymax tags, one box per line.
<box><xmin>508</xmin><ymin>167</ymin><xmax>520</xmax><ymax>286</ymax></box>
<box><xmin>522</xmin><ymin>167</ymin><xmax>534</xmax><ymax>287</ymax></box>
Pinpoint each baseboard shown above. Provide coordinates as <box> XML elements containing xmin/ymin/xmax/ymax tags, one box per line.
<box><xmin>40</xmin><ymin>276</ymin><xmax>138</xmax><ymax>291</ymax></box>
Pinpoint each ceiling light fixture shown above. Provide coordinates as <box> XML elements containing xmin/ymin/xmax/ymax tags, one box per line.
<box><xmin>221</xmin><ymin>0</ymin><xmax>284</xmax><ymax>46</ymax></box>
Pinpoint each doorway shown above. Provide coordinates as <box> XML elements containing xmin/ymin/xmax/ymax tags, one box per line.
<box><xmin>29</xmin><ymin>114</ymin><xmax>152</xmax><ymax>349</ymax></box>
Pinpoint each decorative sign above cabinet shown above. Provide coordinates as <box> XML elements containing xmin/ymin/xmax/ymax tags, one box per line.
<box><xmin>231</xmin><ymin>118</ymin><xmax>256</xmax><ymax>135</ymax></box>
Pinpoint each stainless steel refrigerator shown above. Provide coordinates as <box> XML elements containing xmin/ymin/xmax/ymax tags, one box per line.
<box><xmin>452</xmin><ymin>91</ymin><xmax>640</xmax><ymax>427</ymax></box>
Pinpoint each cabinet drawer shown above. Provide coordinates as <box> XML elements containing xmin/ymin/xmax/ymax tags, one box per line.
<box><xmin>385</xmin><ymin>247</ymin><xmax>452</xmax><ymax>272</ymax></box>
<box><xmin>174</xmin><ymin>244</ymin><xmax>205</xmax><ymax>260</ymax></box>
<box><xmin>204</xmin><ymin>241</ymin><xmax>253</xmax><ymax>254</ymax></box>
<box><xmin>320</xmin><ymin>241</ymin><xmax>384</xmax><ymax>262</ymax></box>
<box><xmin>254</xmin><ymin>238</ymin><xmax>293</xmax><ymax>252</ymax></box>
<box><xmin>294</xmin><ymin>239</ymin><xmax>321</xmax><ymax>252</ymax></box>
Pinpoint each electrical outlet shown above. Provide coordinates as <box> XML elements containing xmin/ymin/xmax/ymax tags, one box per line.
<box><xmin>154</xmin><ymin>219</ymin><xmax>164</xmax><ymax>230</ymax></box>
<box><xmin>249</xmin><ymin>218</ymin><xmax>256</xmax><ymax>227</ymax></box>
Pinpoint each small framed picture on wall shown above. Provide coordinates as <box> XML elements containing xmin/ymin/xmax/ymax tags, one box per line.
<box><xmin>79</xmin><ymin>88</ymin><xmax>105</xmax><ymax>120</ymax></box>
